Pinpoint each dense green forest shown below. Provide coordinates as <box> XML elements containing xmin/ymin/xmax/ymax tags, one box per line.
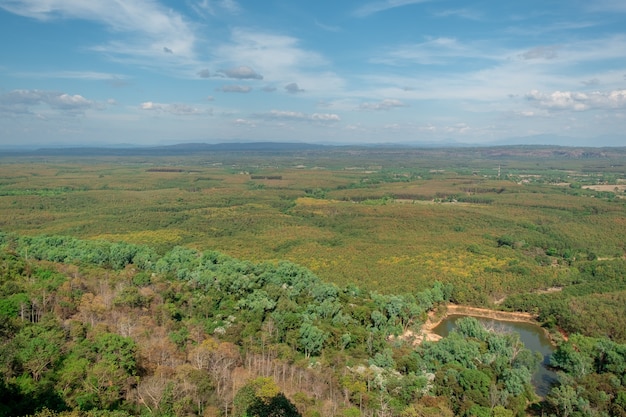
<box><xmin>1</xmin><ymin>234</ymin><xmax>626</xmax><ymax>416</ymax></box>
<box><xmin>1</xmin><ymin>146</ymin><xmax>626</xmax><ymax>416</ymax></box>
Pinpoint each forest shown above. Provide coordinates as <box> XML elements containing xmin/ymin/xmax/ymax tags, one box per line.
<box><xmin>1</xmin><ymin>144</ymin><xmax>626</xmax><ymax>417</ymax></box>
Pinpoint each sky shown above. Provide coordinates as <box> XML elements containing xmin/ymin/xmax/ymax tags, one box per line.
<box><xmin>0</xmin><ymin>0</ymin><xmax>625</xmax><ymax>148</ymax></box>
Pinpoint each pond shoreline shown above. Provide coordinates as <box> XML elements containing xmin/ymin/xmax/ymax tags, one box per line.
<box><xmin>417</xmin><ymin>304</ymin><xmax>555</xmax><ymax>345</ymax></box>
<box><xmin>425</xmin><ymin>305</ymin><xmax>561</xmax><ymax>398</ymax></box>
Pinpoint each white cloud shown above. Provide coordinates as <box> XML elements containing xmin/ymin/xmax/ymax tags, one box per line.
<box><xmin>233</xmin><ymin>118</ymin><xmax>255</xmax><ymax>126</ymax></box>
<box><xmin>315</xmin><ymin>20</ymin><xmax>341</xmax><ymax>32</ymax></box>
<box><xmin>374</xmin><ymin>36</ymin><xmax>502</xmax><ymax>66</ymax></box>
<box><xmin>260</xmin><ymin>110</ymin><xmax>308</xmax><ymax>120</ymax></box>
<box><xmin>377</xmin><ymin>34</ymin><xmax>626</xmax><ymax>76</ymax></box>
<box><xmin>433</xmin><ymin>8</ymin><xmax>483</xmax><ymax>20</ymax></box>
<box><xmin>218</xmin><ymin>85</ymin><xmax>252</xmax><ymax>93</ymax></box>
<box><xmin>212</xmin><ymin>28</ymin><xmax>345</xmax><ymax>95</ymax></box>
<box><xmin>519</xmin><ymin>46</ymin><xmax>559</xmax><ymax>60</ymax></box>
<box><xmin>218</xmin><ymin>29</ymin><xmax>328</xmax><ymax>73</ymax></box>
<box><xmin>526</xmin><ymin>89</ymin><xmax>626</xmax><ymax>111</ymax></box>
<box><xmin>353</xmin><ymin>0</ymin><xmax>431</xmax><ymax>18</ymax></box>
<box><xmin>219</xmin><ymin>0</ymin><xmax>241</xmax><ymax>14</ymax></box>
<box><xmin>587</xmin><ymin>0</ymin><xmax>626</xmax><ymax>13</ymax></box>
<box><xmin>360</xmin><ymin>99</ymin><xmax>407</xmax><ymax>111</ymax></box>
<box><xmin>191</xmin><ymin>0</ymin><xmax>241</xmax><ymax>17</ymax></box>
<box><xmin>581</xmin><ymin>78</ymin><xmax>600</xmax><ymax>86</ymax></box>
<box><xmin>0</xmin><ymin>0</ymin><xmax>197</xmax><ymax>65</ymax></box>
<box><xmin>140</xmin><ymin>101</ymin><xmax>209</xmax><ymax>115</ymax></box>
<box><xmin>505</xmin><ymin>21</ymin><xmax>599</xmax><ymax>37</ymax></box>
<box><xmin>55</xmin><ymin>93</ymin><xmax>92</xmax><ymax>109</ymax></box>
<box><xmin>443</xmin><ymin>123</ymin><xmax>471</xmax><ymax>134</ymax></box>
<box><xmin>140</xmin><ymin>102</ymin><xmax>157</xmax><ymax>110</ymax></box>
<box><xmin>311</xmin><ymin>113</ymin><xmax>341</xmax><ymax>122</ymax></box>
<box><xmin>256</xmin><ymin>110</ymin><xmax>340</xmax><ymax>123</ymax></box>
<box><xmin>514</xmin><ymin>35</ymin><xmax>626</xmax><ymax>67</ymax></box>
<box><xmin>356</xmin><ymin>34</ymin><xmax>626</xmax><ymax>106</ymax></box>
<box><xmin>0</xmin><ymin>89</ymin><xmax>99</xmax><ymax>115</ymax></box>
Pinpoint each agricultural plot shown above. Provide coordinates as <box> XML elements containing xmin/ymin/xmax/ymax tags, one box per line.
<box><xmin>1</xmin><ymin>146</ymin><xmax>625</xmax><ymax>303</ymax></box>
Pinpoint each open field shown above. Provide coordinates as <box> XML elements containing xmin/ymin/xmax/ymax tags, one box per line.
<box><xmin>2</xmin><ymin>145</ymin><xmax>625</xmax><ymax>305</ymax></box>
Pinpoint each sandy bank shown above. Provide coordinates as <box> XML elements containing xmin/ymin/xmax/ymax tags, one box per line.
<box><xmin>414</xmin><ymin>304</ymin><xmax>540</xmax><ymax>345</ymax></box>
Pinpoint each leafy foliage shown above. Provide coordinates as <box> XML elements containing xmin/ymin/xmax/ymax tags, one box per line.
<box><xmin>1</xmin><ymin>147</ymin><xmax>625</xmax><ymax>416</ymax></box>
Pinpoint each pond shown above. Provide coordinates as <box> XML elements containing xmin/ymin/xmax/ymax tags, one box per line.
<box><xmin>432</xmin><ymin>314</ymin><xmax>558</xmax><ymax>397</ymax></box>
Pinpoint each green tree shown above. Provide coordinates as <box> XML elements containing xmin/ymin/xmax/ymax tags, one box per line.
<box><xmin>247</xmin><ymin>393</ymin><xmax>301</xmax><ymax>417</ymax></box>
<box><xmin>13</xmin><ymin>318</ymin><xmax>64</xmax><ymax>382</ymax></box>
<box><xmin>550</xmin><ymin>342</ymin><xmax>593</xmax><ymax>376</ymax></box>
<box><xmin>69</xmin><ymin>333</ymin><xmax>139</xmax><ymax>410</ymax></box>
<box><xmin>459</xmin><ymin>369</ymin><xmax>491</xmax><ymax>406</ymax></box>
<box><xmin>455</xmin><ymin>317</ymin><xmax>489</xmax><ymax>341</ymax></box>
<box><xmin>492</xmin><ymin>405</ymin><xmax>514</xmax><ymax>417</ymax></box>
<box><xmin>233</xmin><ymin>377</ymin><xmax>301</xmax><ymax>417</ymax></box>
<box><xmin>547</xmin><ymin>385</ymin><xmax>586</xmax><ymax>417</ymax></box>
<box><xmin>299</xmin><ymin>323</ymin><xmax>327</xmax><ymax>358</ymax></box>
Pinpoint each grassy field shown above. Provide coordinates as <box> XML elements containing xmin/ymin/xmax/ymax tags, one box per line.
<box><xmin>1</xmin><ymin>146</ymin><xmax>625</xmax><ymax>301</ymax></box>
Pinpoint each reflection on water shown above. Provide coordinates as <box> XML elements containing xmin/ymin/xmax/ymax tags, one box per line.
<box><xmin>432</xmin><ymin>315</ymin><xmax>558</xmax><ymax>397</ymax></box>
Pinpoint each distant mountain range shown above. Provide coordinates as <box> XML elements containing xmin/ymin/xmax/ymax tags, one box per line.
<box><xmin>1</xmin><ymin>140</ymin><xmax>625</xmax><ymax>158</ymax></box>
<box><xmin>1</xmin><ymin>142</ymin><xmax>329</xmax><ymax>156</ymax></box>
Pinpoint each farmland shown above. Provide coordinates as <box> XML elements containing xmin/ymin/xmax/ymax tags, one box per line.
<box><xmin>2</xmin><ymin>145</ymin><xmax>625</xmax><ymax>299</ymax></box>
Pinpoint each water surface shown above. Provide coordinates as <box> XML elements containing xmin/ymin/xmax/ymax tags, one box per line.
<box><xmin>432</xmin><ymin>314</ymin><xmax>557</xmax><ymax>397</ymax></box>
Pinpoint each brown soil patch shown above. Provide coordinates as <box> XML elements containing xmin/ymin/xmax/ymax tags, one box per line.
<box><xmin>534</xmin><ymin>287</ymin><xmax>563</xmax><ymax>295</ymax></box>
<box><xmin>494</xmin><ymin>287</ymin><xmax>562</xmax><ymax>305</ymax></box>
<box><xmin>583</xmin><ymin>184</ymin><xmax>626</xmax><ymax>192</ymax></box>
<box><xmin>445</xmin><ymin>305</ymin><xmax>537</xmax><ymax>321</ymax></box>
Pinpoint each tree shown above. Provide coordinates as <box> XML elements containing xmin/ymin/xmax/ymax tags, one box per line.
<box><xmin>135</xmin><ymin>372</ymin><xmax>172</xmax><ymax>414</ymax></box>
<box><xmin>420</xmin><ymin>332</ymin><xmax>481</xmax><ymax>370</ymax></box>
<box><xmin>550</xmin><ymin>342</ymin><xmax>593</xmax><ymax>376</ymax></box>
<box><xmin>233</xmin><ymin>377</ymin><xmax>301</xmax><ymax>417</ymax></box>
<box><xmin>77</xmin><ymin>293</ymin><xmax>106</xmax><ymax>327</ymax></box>
<box><xmin>455</xmin><ymin>317</ymin><xmax>489</xmax><ymax>341</ymax></box>
<box><xmin>77</xmin><ymin>333</ymin><xmax>138</xmax><ymax>410</ymax></box>
<box><xmin>547</xmin><ymin>385</ymin><xmax>584</xmax><ymax>417</ymax></box>
<box><xmin>14</xmin><ymin>318</ymin><xmax>64</xmax><ymax>382</ymax></box>
<box><xmin>458</xmin><ymin>369</ymin><xmax>491</xmax><ymax>406</ymax></box>
<box><xmin>55</xmin><ymin>353</ymin><xmax>89</xmax><ymax>408</ymax></box>
<box><xmin>247</xmin><ymin>393</ymin><xmax>301</xmax><ymax>417</ymax></box>
<box><xmin>492</xmin><ymin>405</ymin><xmax>514</xmax><ymax>417</ymax></box>
<box><xmin>188</xmin><ymin>339</ymin><xmax>218</xmax><ymax>371</ymax></box>
<box><xmin>369</xmin><ymin>348</ymin><xmax>395</xmax><ymax>369</ymax></box>
<box><xmin>299</xmin><ymin>323</ymin><xmax>327</xmax><ymax>358</ymax></box>
<box><xmin>501</xmin><ymin>367</ymin><xmax>530</xmax><ymax>397</ymax></box>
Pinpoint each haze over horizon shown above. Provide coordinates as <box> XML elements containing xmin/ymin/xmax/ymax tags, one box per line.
<box><xmin>1</xmin><ymin>0</ymin><xmax>625</xmax><ymax>148</ymax></box>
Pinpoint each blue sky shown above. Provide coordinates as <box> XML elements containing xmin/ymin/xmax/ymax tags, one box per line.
<box><xmin>1</xmin><ymin>0</ymin><xmax>625</xmax><ymax>147</ymax></box>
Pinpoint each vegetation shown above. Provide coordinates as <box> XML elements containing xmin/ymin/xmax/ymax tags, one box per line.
<box><xmin>0</xmin><ymin>235</ymin><xmax>540</xmax><ymax>416</ymax></box>
<box><xmin>1</xmin><ymin>145</ymin><xmax>626</xmax><ymax>416</ymax></box>
<box><xmin>547</xmin><ymin>334</ymin><xmax>626</xmax><ymax>416</ymax></box>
